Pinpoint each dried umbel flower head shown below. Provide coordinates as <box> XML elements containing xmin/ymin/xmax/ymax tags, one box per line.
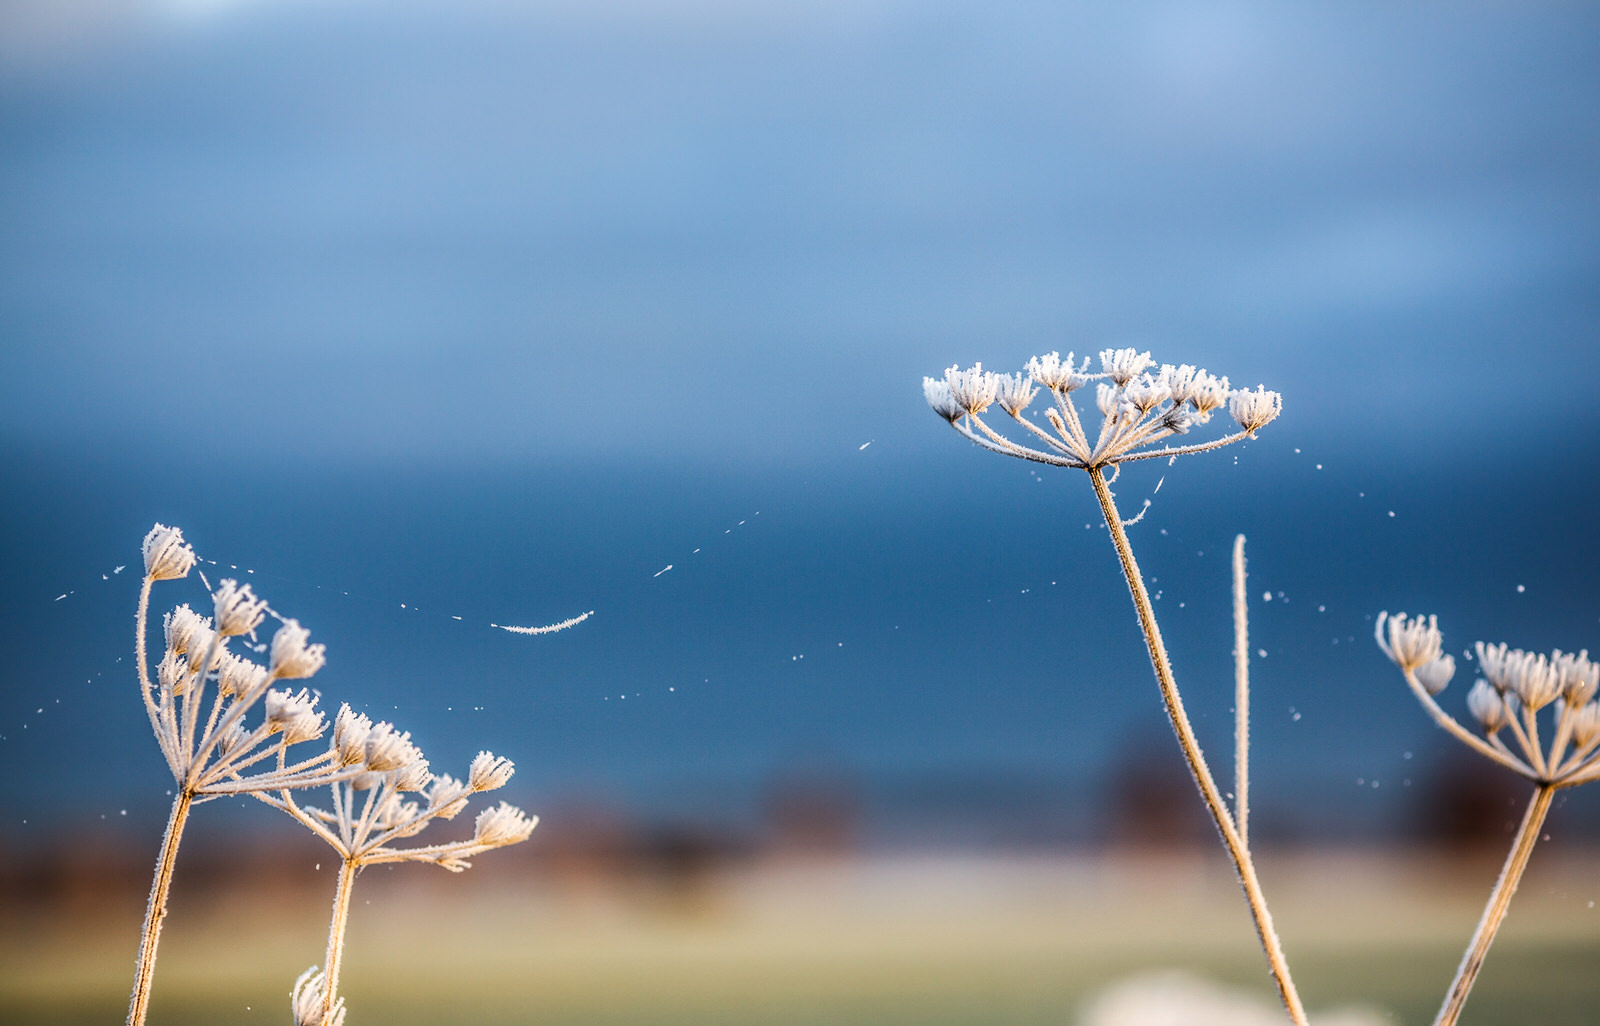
<box><xmin>1414</xmin><ymin>654</ymin><xmax>1456</xmax><ymax>696</ymax></box>
<box><xmin>1228</xmin><ymin>386</ymin><xmax>1282</xmax><ymax>434</ymax></box>
<box><xmin>468</xmin><ymin>751</ymin><xmax>515</xmax><ymax>791</ymax></box>
<box><xmin>1377</xmin><ymin>612</ymin><xmax>1600</xmax><ymax>787</ymax></box>
<box><xmin>364</xmin><ymin>722</ymin><xmax>422</xmax><ymax>772</ymax></box>
<box><xmin>265</xmin><ymin>688</ymin><xmax>327</xmax><ymax>745</ymax></box>
<box><xmin>474</xmin><ymin>801</ymin><xmax>538</xmax><ymax>846</ymax></box>
<box><xmin>333</xmin><ymin>705</ymin><xmax>373</xmax><ymax>766</ymax></box>
<box><xmin>163</xmin><ymin>604</ymin><xmax>205</xmax><ymax>654</ymax></box>
<box><xmin>923</xmin><ymin>347</ymin><xmax>1276</xmax><ymax>469</ymax></box>
<box><xmin>1375</xmin><ymin>612</ymin><xmax>1443</xmax><ymax>672</ymax></box>
<box><xmin>427</xmin><ymin>773</ymin><xmax>472</xmax><ymax>820</ymax></box>
<box><xmin>212</xmin><ymin>579</ymin><xmax>269</xmax><ymax>637</ymax></box>
<box><xmin>292</xmin><ymin>966</ymin><xmax>346</xmax><ymax>1026</ymax></box>
<box><xmin>143</xmin><ymin>524</ymin><xmax>196</xmax><ymax>581</ymax></box>
<box><xmin>1554</xmin><ymin>650</ymin><xmax>1599</xmax><ymax>705</ymax></box>
<box><xmin>270</xmin><ymin>619</ymin><xmax>326</xmax><ymax>680</ymax></box>
<box><xmin>217</xmin><ymin>651</ymin><xmax>271</xmax><ymax>700</ymax></box>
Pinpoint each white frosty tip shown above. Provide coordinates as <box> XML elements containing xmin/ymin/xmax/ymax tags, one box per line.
<box><xmin>474</xmin><ymin>801</ymin><xmax>538</xmax><ymax>846</ymax></box>
<box><xmin>212</xmin><ymin>578</ymin><xmax>268</xmax><ymax>637</ymax></box>
<box><xmin>270</xmin><ymin>619</ymin><xmax>326</xmax><ymax>680</ymax></box>
<box><xmin>1375</xmin><ymin>611</ymin><xmax>1443</xmax><ymax>672</ymax></box>
<box><xmin>1025</xmin><ymin>351</ymin><xmax>1092</xmax><ymax>392</ymax></box>
<box><xmin>143</xmin><ymin>523</ymin><xmax>196</xmax><ymax>581</ymax></box>
<box><xmin>1099</xmin><ymin>347</ymin><xmax>1154</xmax><ymax>386</ymax></box>
<box><xmin>995</xmin><ymin>373</ymin><xmax>1038</xmax><ymax>415</ymax></box>
<box><xmin>1414</xmin><ymin>654</ymin><xmax>1456</xmax><ymax>696</ymax></box>
<box><xmin>1228</xmin><ymin>385</ymin><xmax>1281</xmax><ymax>433</ymax></box>
<box><xmin>944</xmin><ymin>363</ymin><xmax>1000</xmax><ymax>416</ymax></box>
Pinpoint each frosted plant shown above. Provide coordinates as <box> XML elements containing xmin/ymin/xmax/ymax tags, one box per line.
<box><xmin>129</xmin><ymin>525</ymin><xmax>367</xmax><ymax>1026</ymax></box>
<box><xmin>259</xmin><ymin>722</ymin><xmax>536</xmax><ymax>1026</ymax></box>
<box><xmin>1376</xmin><ymin>612</ymin><xmax>1600</xmax><ymax>1026</ymax></box>
<box><xmin>922</xmin><ymin>352</ymin><xmax>1307</xmax><ymax>1023</ymax></box>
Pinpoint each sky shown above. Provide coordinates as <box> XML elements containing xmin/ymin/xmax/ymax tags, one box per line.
<box><xmin>2</xmin><ymin>0</ymin><xmax>1598</xmax><ymax>847</ymax></box>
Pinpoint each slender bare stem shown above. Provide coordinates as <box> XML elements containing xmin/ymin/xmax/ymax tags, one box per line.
<box><xmin>1232</xmin><ymin>534</ymin><xmax>1250</xmax><ymax>848</ymax></box>
<box><xmin>127</xmin><ymin>789</ymin><xmax>193</xmax><ymax>1026</ymax></box>
<box><xmin>1089</xmin><ymin>468</ymin><xmax>1308</xmax><ymax>1025</ymax></box>
<box><xmin>1433</xmin><ymin>784</ymin><xmax>1555</xmax><ymax>1026</ymax></box>
<box><xmin>321</xmin><ymin>858</ymin><xmax>359</xmax><ymax>1026</ymax></box>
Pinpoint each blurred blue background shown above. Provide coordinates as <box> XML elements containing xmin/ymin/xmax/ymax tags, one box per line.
<box><xmin>3</xmin><ymin>0</ymin><xmax>1599</xmax><ymax>847</ymax></box>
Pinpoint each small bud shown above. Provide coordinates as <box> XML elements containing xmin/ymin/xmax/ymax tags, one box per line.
<box><xmin>163</xmin><ymin>604</ymin><xmax>206</xmax><ymax>654</ymax></box>
<box><xmin>944</xmin><ymin>363</ymin><xmax>1000</xmax><ymax>416</ymax></box>
<box><xmin>1189</xmin><ymin>372</ymin><xmax>1230</xmax><ymax>417</ymax></box>
<box><xmin>1025</xmin><ymin>351</ymin><xmax>1091</xmax><ymax>392</ymax></box>
<box><xmin>1571</xmin><ymin>702</ymin><xmax>1600</xmax><ymax>749</ymax></box>
<box><xmin>217</xmin><ymin>652</ymin><xmax>270</xmax><ymax>700</ymax></box>
<box><xmin>1099</xmin><ymin>347</ymin><xmax>1154</xmax><ymax>386</ymax></box>
<box><xmin>427</xmin><ymin>773</ymin><xmax>472</xmax><ymax>819</ymax></box>
<box><xmin>473</xmin><ymin>801</ymin><xmax>537</xmax><ymax>846</ymax></box>
<box><xmin>1414</xmin><ymin>654</ymin><xmax>1456</xmax><ymax>696</ymax></box>
<box><xmin>1467</xmin><ymin>679</ymin><xmax>1508</xmax><ymax>732</ymax></box>
<box><xmin>922</xmin><ymin>377</ymin><xmax>963</xmax><ymax>421</ymax></box>
<box><xmin>389</xmin><ymin>755</ymin><xmax>432</xmax><ymax>793</ymax></box>
<box><xmin>270</xmin><ymin>619</ymin><xmax>326</xmax><ymax>680</ymax></box>
<box><xmin>1228</xmin><ymin>385</ymin><xmax>1281</xmax><ymax>433</ymax></box>
<box><xmin>469</xmin><ymin>751</ymin><xmax>515</xmax><ymax>791</ymax></box>
<box><xmin>264</xmin><ymin>688</ymin><xmax>325</xmax><ymax>744</ymax></box>
<box><xmin>143</xmin><ymin>524</ymin><xmax>196</xmax><ymax>581</ymax></box>
<box><xmin>212</xmin><ymin>579</ymin><xmax>268</xmax><ymax>637</ymax></box>
<box><xmin>1122</xmin><ymin>376</ymin><xmax>1168</xmax><ymax>414</ymax></box>
<box><xmin>1504</xmin><ymin>649</ymin><xmax>1560</xmax><ymax>711</ymax></box>
<box><xmin>1375</xmin><ymin>612</ymin><xmax>1443</xmax><ymax>672</ymax></box>
<box><xmin>332</xmin><ymin>705</ymin><xmax>373</xmax><ymax>766</ymax></box>
<box><xmin>184</xmin><ymin>624</ymin><xmax>225</xmax><ymax>673</ymax></box>
<box><xmin>364</xmin><ymin>722</ymin><xmax>421</xmax><ymax>772</ymax></box>
<box><xmin>995</xmin><ymin>373</ymin><xmax>1038</xmax><ymax>415</ymax></box>
<box><xmin>1554</xmin><ymin>649</ymin><xmax>1599</xmax><ymax>706</ymax></box>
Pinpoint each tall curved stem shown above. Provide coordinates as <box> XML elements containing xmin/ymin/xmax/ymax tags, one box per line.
<box><xmin>1433</xmin><ymin>784</ymin><xmax>1554</xmax><ymax>1026</ymax></box>
<box><xmin>321</xmin><ymin>859</ymin><xmax>359</xmax><ymax>1025</ymax></box>
<box><xmin>127</xmin><ymin>789</ymin><xmax>193</xmax><ymax>1026</ymax></box>
<box><xmin>1089</xmin><ymin>467</ymin><xmax>1308</xmax><ymax>1025</ymax></box>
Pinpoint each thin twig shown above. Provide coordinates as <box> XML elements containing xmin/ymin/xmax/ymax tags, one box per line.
<box><xmin>127</xmin><ymin>790</ymin><xmax>192</xmax><ymax>1026</ymax></box>
<box><xmin>1233</xmin><ymin>534</ymin><xmax>1250</xmax><ymax>848</ymax></box>
<box><xmin>1089</xmin><ymin>468</ymin><xmax>1308</xmax><ymax>1025</ymax></box>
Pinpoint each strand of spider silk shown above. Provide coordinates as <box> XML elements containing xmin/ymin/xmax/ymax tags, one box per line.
<box><xmin>1433</xmin><ymin>783</ymin><xmax>1556</xmax><ymax>1026</ymax></box>
<box><xmin>127</xmin><ymin>789</ymin><xmax>192</xmax><ymax>1026</ymax></box>
<box><xmin>320</xmin><ymin>858</ymin><xmax>360</xmax><ymax>1026</ymax></box>
<box><xmin>128</xmin><ymin>575</ymin><xmax>192</xmax><ymax>1026</ymax></box>
<box><xmin>1088</xmin><ymin>468</ymin><xmax>1308</xmax><ymax>1026</ymax></box>
<box><xmin>1232</xmin><ymin>534</ymin><xmax>1250</xmax><ymax>849</ymax></box>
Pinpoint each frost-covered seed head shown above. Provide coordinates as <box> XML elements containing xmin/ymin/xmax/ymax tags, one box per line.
<box><xmin>269</xmin><ymin>619</ymin><xmax>326</xmax><ymax>680</ymax></box>
<box><xmin>332</xmin><ymin>705</ymin><xmax>373</xmax><ymax>766</ymax></box>
<box><xmin>1554</xmin><ymin>649</ymin><xmax>1599</xmax><ymax>706</ymax></box>
<box><xmin>1467</xmin><ymin>679</ymin><xmax>1509</xmax><ymax>732</ymax></box>
<box><xmin>1228</xmin><ymin>385</ymin><xmax>1282</xmax><ymax>433</ymax></box>
<box><xmin>364</xmin><ymin>722</ymin><xmax>421</xmax><ymax>772</ymax></box>
<box><xmin>389</xmin><ymin>755</ymin><xmax>433</xmax><ymax>792</ymax></box>
<box><xmin>469</xmin><ymin>751</ymin><xmax>515</xmax><ymax>791</ymax></box>
<box><xmin>1161</xmin><ymin>407</ymin><xmax>1198</xmax><ymax>435</ymax></box>
<box><xmin>157</xmin><ymin>648</ymin><xmax>191</xmax><ymax>695</ymax></box>
<box><xmin>1504</xmin><ymin>649</ymin><xmax>1560</xmax><ymax>710</ymax></box>
<box><xmin>163</xmin><ymin>604</ymin><xmax>206</xmax><ymax>654</ymax></box>
<box><xmin>184</xmin><ymin>624</ymin><xmax>224</xmax><ymax>673</ymax></box>
<box><xmin>1414</xmin><ymin>654</ymin><xmax>1456</xmax><ymax>696</ymax></box>
<box><xmin>922</xmin><ymin>376</ymin><xmax>963</xmax><ymax>422</ymax></box>
<box><xmin>474</xmin><ymin>801</ymin><xmax>538</xmax><ymax>846</ymax></box>
<box><xmin>1157</xmin><ymin>364</ymin><xmax>1200</xmax><ymax>406</ymax></box>
<box><xmin>427</xmin><ymin>773</ymin><xmax>472</xmax><ymax>819</ymax></box>
<box><xmin>217</xmin><ymin>652</ymin><xmax>270</xmax><ymax>700</ymax></box>
<box><xmin>292</xmin><ymin>966</ymin><xmax>345</xmax><ymax>1026</ymax></box>
<box><xmin>264</xmin><ymin>688</ymin><xmax>325</xmax><ymax>744</ymax></box>
<box><xmin>1571</xmin><ymin>702</ymin><xmax>1600</xmax><ymax>749</ymax></box>
<box><xmin>1190</xmin><ymin>372</ymin><xmax>1230</xmax><ymax>416</ymax></box>
<box><xmin>211</xmin><ymin>579</ymin><xmax>268</xmax><ymax>637</ymax></box>
<box><xmin>143</xmin><ymin>524</ymin><xmax>196</xmax><ymax>581</ymax></box>
<box><xmin>995</xmin><ymin>373</ymin><xmax>1038</xmax><ymax>415</ymax></box>
<box><xmin>1095</xmin><ymin>382</ymin><xmax>1120</xmax><ymax>418</ymax></box>
<box><xmin>1099</xmin><ymin>348</ymin><xmax>1154</xmax><ymax>386</ymax></box>
<box><xmin>1025</xmin><ymin>351</ymin><xmax>1092</xmax><ymax>392</ymax></box>
<box><xmin>1122</xmin><ymin>376</ymin><xmax>1169</xmax><ymax>414</ymax></box>
<box><xmin>1375</xmin><ymin>612</ymin><xmax>1443</xmax><ymax>672</ymax></box>
<box><xmin>218</xmin><ymin>720</ymin><xmax>252</xmax><ymax>758</ymax></box>
<box><xmin>944</xmin><ymin>363</ymin><xmax>1000</xmax><ymax>415</ymax></box>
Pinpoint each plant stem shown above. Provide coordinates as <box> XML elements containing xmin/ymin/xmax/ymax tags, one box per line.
<box><xmin>1089</xmin><ymin>468</ymin><xmax>1308</xmax><ymax>1025</ymax></box>
<box><xmin>1232</xmin><ymin>534</ymin><xmax>1250</xmax><ymax>848</ymax></box>
<box><xmin>321</xmin><ymin>859</ymin><xmax>359</xmax><ymax>1026</ymax></box>
<box><xmin>1433</xmin><ymin>783</ymin><xmax>1555</xmax><ymax>1026</ymax></box>
<box><xmin>127</xmin><ymin>789</ymin><xmax>193</xmax><ymax>1026</ymax></box>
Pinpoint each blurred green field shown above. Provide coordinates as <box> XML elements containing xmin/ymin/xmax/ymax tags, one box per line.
<box><xmin>4</xmin><ymin>849</ymin><xmax>1597</xmax><ymax>1025</ymax></box>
